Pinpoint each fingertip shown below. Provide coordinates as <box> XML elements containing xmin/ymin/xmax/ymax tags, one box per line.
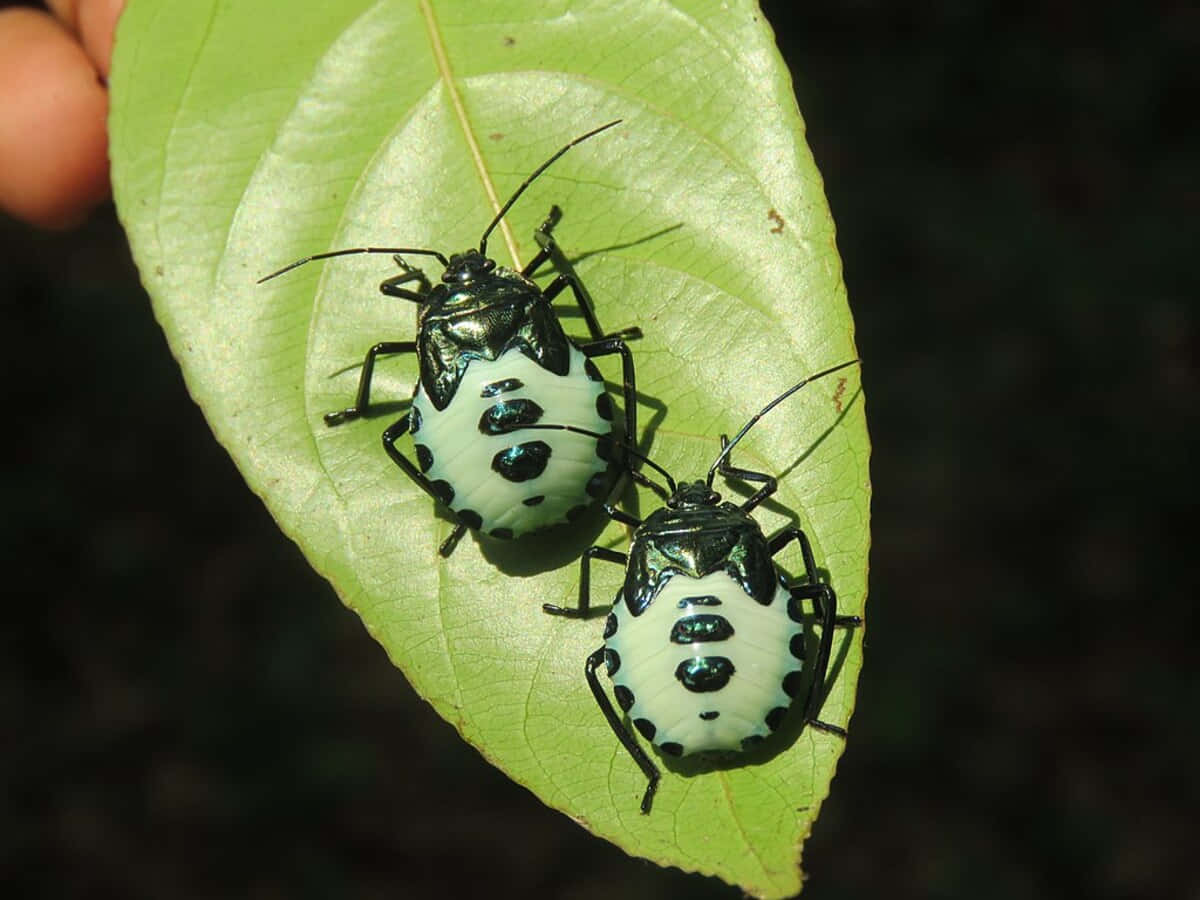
<box><xmin>0</xmin><ymin>8</ymin><xmax>110</xmax><ymax>230</ymax></box>
<box><xmin>79</xmin><ymin>0</ymin><xmax>126</xmax><ymax>79</ymax></box>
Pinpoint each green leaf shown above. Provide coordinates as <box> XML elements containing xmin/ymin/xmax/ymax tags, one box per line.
<box><xmin>109</xmin><ymin>1</ymin><xmax>869</xmax><ymax>895</ymax></box>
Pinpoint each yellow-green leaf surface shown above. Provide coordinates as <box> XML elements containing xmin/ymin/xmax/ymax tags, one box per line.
<box><xmin>110</xmin><ymin>1</ymin><xmax>869</xmax><ymax>895</ymax></box>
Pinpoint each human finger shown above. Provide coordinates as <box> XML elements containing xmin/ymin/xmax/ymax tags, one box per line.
<box><xmin>0</xmin><ymin>8</ymin><xmax>109</xmax><ymax>229</ymax></box>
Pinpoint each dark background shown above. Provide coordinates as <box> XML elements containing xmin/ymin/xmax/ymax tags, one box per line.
<box><xmin>3</xmin><ymin>3</ymin><xmax>1195</xmax><ymax>898</ymax></box>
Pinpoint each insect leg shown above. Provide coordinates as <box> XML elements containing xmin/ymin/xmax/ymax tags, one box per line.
<box><xmin>715</xmin><ymin>433</ymin><xmax>778</xmax><ymax>513</ymax></box>
<box><xmin>544</xmin><ymin>545</ymin><xmax>626</xmax><ymax>618</ymax></box>
<box><xmin>438</xmin><ymin>524</ymin><xmax>468</xmax><ymax>558</ymax></box>
<box><xmin>585</xmin><ymin>646</ymin><xmax>661</xmax><ymax>814</ymax></box>
<box><xmin>381</xmin><ymin>414</ymin><xmax>472</xmax><ymax>558</ymax></box>
<box><xmin>520</xmin><ymin>205</ymin><xmax>562</xmax><ymax>279</ymax></box>
<box><xmin>772</xmin><ymin>525</ymin><xmax>860</xmax><ymax>733</ymax></box>
<box><xmin>770</xmin><ymin>526</ymin><xmax>861</xmax><ymax>628</ymax></box>
<box><xmin>325</xmin><ymin>341</ymin><xmax>416</xmax><ymax>426</ymax></box>
<box><xmin>378</xmin><ymin>255</ymin><xmax>432</xmax><ymax>301</ymax></box>
<box><xmin>577</xmin><ymin>337</ymin><xmax>639</xmax><ymax>477</ymax></box>
<box><xmin>532</xmin><ymin>206</ymin><xmax>641</xmax><ymax>342</ymax></box>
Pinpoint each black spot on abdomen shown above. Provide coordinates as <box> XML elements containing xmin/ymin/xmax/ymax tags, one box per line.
<box><xmin>595</xmin><ymin>392</ymin><xmax>613</xmax><ymax>421</ymax></box>
<box><xmin>480</xmin><ymin>378</ymin><xmax>524</xmax><ymax>398</ymax></box>
<box><xmin>415</xmin><ymin>443</ymin><xmax>433</xmax><ymax>472</ymax></box>
<box><xmin>604</xmin><ymin>648</ymin><xmax>621</xmax><ymax>677</ymax></box>
<box><xmin>430</xmin><ymin>479</ymin><xmax>454</xmax><ymax>506</ymax></box>
<box><xmin>456</xmin><ymin>509</ymin><xmax>482</xmax><ymax>530</ymax></box>
<box><xmin>675</xmin><ymin>656</ymin><xmax>735</xmax><ymax>693</ymax></box>
<box><xmin>613</xmin><ymin>684</ymin><xmax>635</xmax><ymax>712</ymax></box>
<box><xmin>670</xmin><ymin>614</ymin><xmax>734</xmax><ymax>644</ymax></box>
<box><xmin>677</xmin><ymin>595</ymin><xmax>722</xmax><ymax>608</ymax></box>
<box><xmin>491</xmin><ymin>441</ymin><xmax>551</xmax><ymax>482</ymax></box>
<box><xmin>478</xmin><ymin>399</ymin><xmax>544</xmax><ymax>436</ymax></box>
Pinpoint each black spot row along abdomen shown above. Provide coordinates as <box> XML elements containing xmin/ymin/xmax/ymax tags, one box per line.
<box><xmin>604</xmin><ymin>571</ymin><xmax>806</xmax><ymax>754</ymax></box>
<box><xmin>409</xmin><ymin>347</ymin><xmax>613</xmax><ymax>539</ymax></box>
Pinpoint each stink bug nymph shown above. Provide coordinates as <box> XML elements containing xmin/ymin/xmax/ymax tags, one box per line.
<box><xmin>523</xmin><ymin>360</ymin><xmax>862</xmax><ymax>813</ymax></box>
<box><xmin>259</xmin><ymin>122</ymin><xmax>639</xmax><ymax>556</ymax></box>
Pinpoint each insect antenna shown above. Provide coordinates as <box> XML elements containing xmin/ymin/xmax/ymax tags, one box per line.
<box><xmin>496</xmin><ymin>422</ymin><xmax>675</xmax><ymax>499</ymax></box>
<box><xmin>477</xmin><ymin>119</ymin><xmax>622</xmax><ymax>258</ymax></box>
<box><xmin>257</xmin><ymin>247</ymin><xmax>450</xmax><ymax>284</ymax></box>
<box><xmin>705</xmin><ymin>359</ymin><xmax>860</xmax><ymax>488</ymax></box>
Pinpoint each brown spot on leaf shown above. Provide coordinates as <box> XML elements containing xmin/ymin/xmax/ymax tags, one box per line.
<box><xmin>832</xmin><ymin>376</ymin><xmax>848</xmax><ymax>413</ymax></box>
<box><xmin>768</xmin><ymin>208</ymin><xmax>785</xmax><ymax>234</ymax></box>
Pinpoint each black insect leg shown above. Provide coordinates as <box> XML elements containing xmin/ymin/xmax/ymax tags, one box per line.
<box><xmin>544</xmin><ymin>545</ymin><xmax>627</xmax><ymax>618</ymax></box>
<box><xmin>584</xmin><ymin>646</ymin><xmax>661</xmax><ymax>814</ymax></box>
<box><xmin>769</xmin><ymin>526</ymin><xmax>861</xmax><ymax>628</ymax></box>
<box><xmin>519</xmin><ymin>205</ymin><xmax>561</xmax><ymax>280</ymax></box>
<box><xmin>527</xmin><ymin>206</ymin><xmax>641</xmax><ymax>342</ymax></box>
<box><xmin>381</xmin><ymin>414</ymin><xmax>471</xmax><ymax>558</ymax></box>
<box><xmin>715</xmin><ymin>433</ymin><xmax>777</xmax><ymax>513</ymax></box>
<box><xmin>324</xmin><ymin>341</ymin><xmax>416</xmax><ymax>426</ymax></box>
<box><xmin>378</xmin><ymin>255</ymin><xmax>432</xmax><ymax>301</ymax></box>
<box><xmin>577</xmin><ymin>337</ymin><xmax>643</xmax><ymax>484</ymax></box>
<box><xmin>438</xmin><ymin>523</ymin><xmax>468</xmax><ymax>558</ymax></box>
<box><xmin>771</xmin><ymin>526</ymin><xmax>861</xmax><ymax>733</ymax></box>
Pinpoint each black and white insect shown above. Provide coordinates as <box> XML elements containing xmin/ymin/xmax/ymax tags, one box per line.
<box><xmin>259</xmin><ymin>122</ymin><xmax>639</xmax><ymax>556</ymax></box>
<box><xmin>526</xmin><ymin>360</ymin><xmax>862</xmax><ymax>813</ymax></box>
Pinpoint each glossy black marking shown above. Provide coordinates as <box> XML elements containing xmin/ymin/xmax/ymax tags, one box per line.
<box><xmin>596</xmin><ymin>392</ymin><xmax>614</xmax><ymax>421</ymax></box>
<box><xmin>787</xmin><ymin>595</ymin><xmax>806</xmax><ymax>623</ymax></box>
<box><xmin>420</xmin><ymin>297</ymin><xmax>569</xmax><ymax>411</ymax></box>
<box><xmin>415</xmin><ymin>444</ymin><xmax>433</xmax><ymax>473</ymax></box>
<box><xmin>623</xmin><ymin>512</ymin><xmax>777</xmax><ymax>616</ymax></box>
<box><xmin>674</xmin><ymin>656</ymin><xmax>735</xmax><ymax>693</ymax></box>
<box><xmin>491</xmin><ymin>440</ymin><xmax>551</xmax><ymax>482</ymax></box>
<box><xmin>586</xmin><ymin>471</ymin><xmax>608</xmax><ymax>499</ymax></box>
<box><xmin>409</xmin><ymin>405</ymin><xmax>423</xmax><ymax>434</ymax></box>
<box><xmin>478</xmin><ymin>398</ymin><xmax>544</xmax><ymax>435</ymax></box>
<box><xmin>633</xmin><ymin>718</ymin><xmax>657</xmax><ymax>741</ymax></box>
<box><xmin>604</xmin><ymin>648</ymin><xmax>621</xmax><ymax>677</ymax></box>
<box><xmin>522</xmin><ymin>494</ymin><xmax>545</xmax><ymax>506</ymax></box>
<box><xmin>765</xmin><ymin>706</ymin><xmax>789</xmax><ymax>732</ymax></box>
<box><xmin>789</xmin><ymin>633</ymin><xmax>806</xmax><ymax>660</ymax></box>
<box><xmin>457</xmin><ymin>509</ymin><xmax>482</xmax><ymax>530</ymax></box>
<box><xmin>614</xmin><ymin>684</ymin><xmax>635</xmax><ymax>713</ymax></box>
<box><xmin>430</xmin><ymin>479</ymin><xmax>454</xmax><ymax>506</ymax></box>
<box><xmin>595</xmin><ymin>434</ymin><xmax>613</xmax><ymax>462</ymax></box>
<box><xmin>584</xmin><ymin>358</ymin><xmax>603</xmax><ymax>382</ymax></box>
<box><xmin>699</xmin><ymin>710</ymin><xmax>720</xmax><ymax>721</ymax></box>
<box><xmin>741</xmin><ymin>734</ymin><xmax>765</xmax><ymax>751</ymax></box>
<box><xmin>480</xmin><ymin>377</ymin><xmax>524</xmax><ymax>398</ymax></box>
<box><xmin>782</xmin><ymin>670</ymin><xmax>802</xmax><ymax>699</ymax></box>
<box><xmin>603</xmin><ymin>613</ymin><xmax>618</xmax><ymax>639</ymax></box>
<box><xmin>491</xmin><ymin>527</ymin><xmax>513</xmax><ymax>540</ymax></box>
<box><xmin>566</xmin><ymin>503</ymin><xmax>588</xmax><ymax>523</ymax></box>
<box><xmin>677</xmin><ymin>595</ymin><xmax>722</xmax><ymax>609</ymax></box>
<box><xmin>660</xmin><ymin>741</ymin><xmax>684</xmax><ymax>757</ymax></box>
<box><xmin>669</xmin><ymin>614</ymin><xmax>735</xmax><ymax>644</ymax></box>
